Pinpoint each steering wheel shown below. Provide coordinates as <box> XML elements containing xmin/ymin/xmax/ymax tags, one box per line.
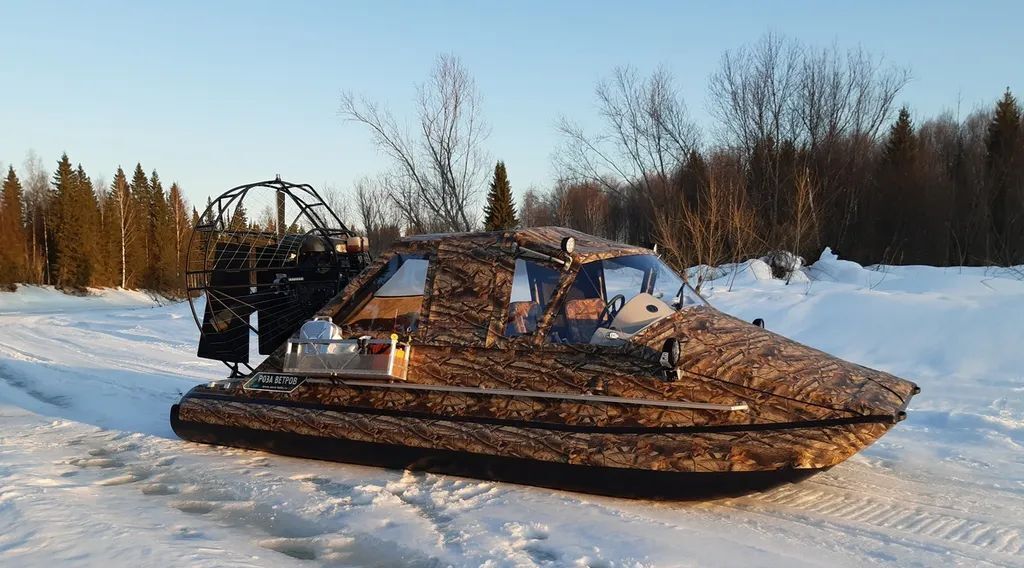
<box><xmin>597</xmin><ymin>294</ymin><xmax>626</xmax><ymax>328</ymax></box>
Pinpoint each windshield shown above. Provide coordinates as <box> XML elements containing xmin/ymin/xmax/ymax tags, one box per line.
<box><xmin>548</xmin><ymin>254</ymin><xmax>687</xmax><ymax>343</ymax></box>
<box><xmin>601</xmin><ymin>255</ymin><xmax>685</xmax><ymax>305</ymax></box>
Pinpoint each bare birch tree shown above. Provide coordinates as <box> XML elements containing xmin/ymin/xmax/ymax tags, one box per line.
<box><xmin>22</xmin><ymin>151</ymin><xmax>50</xmax><ymax>284</ymax></box>
<box><xmin>554</xmin><ymin>65</ymin><xmax>701</xmax><ymax>246</ymax></box>
<box><xmin>354</xmin><ymin>176</ymin><xmax>402</xmax><ymax>254</ymax></box>
<box><xmin>340</xmin><ymin>54</ymin><xmax>489</xmax><ymax>233</ymax></box>
<box><xmin>556</xmin><ymin>65</ymin><xmax>700</xmax><ymax>196</ymax></box>
<box><xmin>709</xmin><ymin>33</ymin><xmax>803</xmax><ymax>154</ymax></box>
<box><xmin>109</xmin><ymin>169</ymin><xmax>135</xmax><ymax>288</ymax></box>
<box><xmin>709</xmin><ymin>33</ymin><xmax>909</xmax><ymax>249</ymax></box>
<box><xmin>320</xmin><ymin>183</ymin><xmax>356</xmax><ymax>231</ymax></box>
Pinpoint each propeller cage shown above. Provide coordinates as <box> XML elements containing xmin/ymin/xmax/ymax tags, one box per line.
<box><xmin>185</xmin><ymin>179</ymin><xmax>371</xmax><ymax>368</ymax></box>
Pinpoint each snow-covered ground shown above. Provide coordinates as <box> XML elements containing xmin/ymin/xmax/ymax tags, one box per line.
<box><xmin>1</xmin><ymin>252</ymin><xmax>1023</xmax><ymax>567</ymax></box>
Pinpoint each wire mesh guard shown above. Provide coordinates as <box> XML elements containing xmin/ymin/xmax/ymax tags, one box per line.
<box><xmin>185</xmin><ymin>178</ymin><xmax>371</xmax><ymax>374</ymax></box>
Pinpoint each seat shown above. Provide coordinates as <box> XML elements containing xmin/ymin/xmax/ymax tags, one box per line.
<box><xmin>563</xmin><ymin>298</ymin><xmax>605</xmax><ymax>343</ymax></box>
<box><xmin>506</xmin><ymin>301</ymin><xmax>540</xmax><ymax>336</ymax></box>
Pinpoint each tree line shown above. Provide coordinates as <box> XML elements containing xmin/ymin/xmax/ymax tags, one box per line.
<box><xmin>0</xmin><ymin>152</ymin><xmax>193</xmax><ymax>293</ymax></box>
<box><xmin>4</xmin><ymin>34</ymin><xmax>1022</xmax><ymax>296</ymax></box>
<box><xmin>347</xmin><ymin>35</ymin><xmax>1024</xmax><ymax>270</ymax></box>
<box><xmin>519</xmin><ymin>86</ymin><xmax>1024</xmax><ymax>270</ymax></box>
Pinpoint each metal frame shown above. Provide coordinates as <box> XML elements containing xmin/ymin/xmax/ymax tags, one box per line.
<box><xmin>283</xmin><ymin>336</ymin><xmax>412</xmax><ymax>380</ymax></box>
<box><xmin>185</xmin><ymin>177</ymin><xmax>368</xmax><ymax>366</ymax></box>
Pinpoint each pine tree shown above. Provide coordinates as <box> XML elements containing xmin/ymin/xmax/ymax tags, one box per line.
<box><xmin>189</xmin><ymin>206</ymin><xmax>202</xmax><ymax>280</ymax></box>
<box><xmin>985</xmin><ymin>89</ymin><xmax>1024</xmax><ymax>261</ymax></box>
<box><xmin>203</xmin><ymin>197</ymin><xmax>215</xmax><ymax>225</ymax></box>
<box><xmin>168</xmin><ymin>183</ymin><xmax>190</xmax><ymax>290</ymax></box>
<box><xmin>0</xmin><ymin>166</ymin><xmax>28</xmax><ymax>287</ymax></box>
<box><xmin>483</xmin><ymin>161</ymin><xmax>518</xmax><ymax>231</ymax></box>
<box><xmin>74</xmin><ymin>164</ymin><xmax>101</xmax><ymax>286</ymax></box>
<box><xmin>229</xmin><ymin>202</ymin><xmax>248</xmax><ymax>230</ymax></box>
<box><xmin>148</xmin><ymin>170</ymin><xmax>176</xmax><ymax>291</ymax></box>
<box><xmin>51</xmin><ymin>154</ymin><xmax>81</xmax><ymax>288</ymax></box>
<box><xmin>874</xmin><ymin>107</ymin><xmax>920</xmax><ymax>260</ymax></box>
<box><xmin>47</xmin><ymin>156</ymin><xmax>100</xmax><ymax>290</ymax></box>
<box><xmin>44</xmin><ymin>156</ymin><xmax>73</xmax><ymax>287</ymax></box>
<box><xmin>128</xmin><ymin>164</ymin><xmax>151</xmax><ymax>287</ymax></box>
<box><xmin>883</xmin><ymin>107</ymin><xmax>917</xmax><ymax>169</ymax></box>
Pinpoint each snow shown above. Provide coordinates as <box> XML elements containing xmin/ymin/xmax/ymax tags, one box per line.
<box><xmin>1</xmin><ymin>255</ymin><xmax>1023</xmax><ymax>567</ymax></box>
<box><xmin>0</xmin><ymin>285</ymin><xmax>172</xmax><ymax>315</ymax></box>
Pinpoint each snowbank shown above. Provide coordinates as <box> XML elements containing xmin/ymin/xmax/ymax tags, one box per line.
<box><xmin>1</xmin><ymin>255</ymin><xmax>1023</xmax><ymax>567</ymax></box>
<box><xmin>703</xmin><ymin>250</ymin><xmax>1024</xmax><ymax>494</ymax></box>
<box><xmin>0</xmin><ymin>285</ymin><xmax>170</xmax><ymax>314</ymax></box>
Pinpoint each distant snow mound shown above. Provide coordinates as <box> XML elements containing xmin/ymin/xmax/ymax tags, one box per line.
<box><xmin>762</xmin><ymin>251</ymin><xmax>806</xmax><ymax>282</ymax></box>
<box><xmin>685</xmin><ymin>265</ymin><xmax>742</xmax><ymax>290</ymax></box>
<box><xmin>806</xmin><ymin>247</ymin><xmax>868</xmax><ymax>283</ymax></box>
<box><xmin>700</xmin><ymin>259</ymin><xmax>779</xmax><ymax>288</ymax></box>
<box><xmin>747</xmin><ymin>258</ymin><xmax>774</xmax><ymax>281</ymax></box>
<box><xmin>694</xmin><ymin>257</ymin><xmax>805</xmax><ymax>288</ymax></box>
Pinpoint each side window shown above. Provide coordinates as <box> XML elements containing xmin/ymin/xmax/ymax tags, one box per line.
<box><xmin>505</xmin><ymin>259</ymin><xmax>560</xmax><ymax>337</ymax></box>
<box><xmin>343</xmin><ymin>254</ymin><xmax>429</xmax><ymax>332</ymax></box>
<box><xmin>548</xmin><ymin>261</ymin><xmax>604</xmax><ymax>343</ymax></box>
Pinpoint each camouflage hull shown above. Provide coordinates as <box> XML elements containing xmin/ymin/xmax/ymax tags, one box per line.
<box><xmin>171</xmin><ymin>378</ymin><xmax>905</xmax><ymax>498</ymax></box>
<box><xmin>171</xmin><ymin>402</ymin><xmax>831</xmax><ymax>499</ymax></box>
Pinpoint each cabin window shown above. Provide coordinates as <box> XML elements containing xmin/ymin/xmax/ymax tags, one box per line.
<box><xmin>548</xmin><ymin>254</ymin><xmax>685</xmax><ymax>343</ymax></box>
<box><xmin>548</xmin><ymin>260</ymin><xmax>605</xmax><ymax>343</ymax></box>
<box><xmin>505</xmin><ymin>259</ymin><xmax>560</xmax><ymax>337</ymax></box>
<box><xmin>343</xmin><ymin>254</ymin><xmax>429</xmax><ymax>332</ymax></box>
<box><xmin>603</xmin><ymin>262</ymin><xmax>647</xmax><ymax>303</ymax></box>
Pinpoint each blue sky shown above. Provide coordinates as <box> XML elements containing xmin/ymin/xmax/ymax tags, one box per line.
<box><xmin>2</xmin><ymin>1</ymin><xmax>1021</xmax><ymax>209</ymax></box>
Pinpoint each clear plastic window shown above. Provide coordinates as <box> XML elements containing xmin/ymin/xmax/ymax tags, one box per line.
<box><xmin>505</xmin><ymin>259</ymin><xmax>560</xmax><ymax>337</ymax></box>
<box><xmin>603</xmin><ymin>263</ymin><xmax>646</xmax><ymax>302</ymax></box>
<box><xmin>343</xmin><ymin>254</ymin><xmax>429</xmax><ymax>332</ymax></box>
<box><xmin>548</xmin><ymin>254</ymin><xmax>685</xmax><ymax>343</ymax></box>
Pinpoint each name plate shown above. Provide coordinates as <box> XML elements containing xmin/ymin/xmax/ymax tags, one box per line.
<box><xmin>243</xmin><ymin>372</ymin><xmax>306</xmax><ymax>393</ymax></box>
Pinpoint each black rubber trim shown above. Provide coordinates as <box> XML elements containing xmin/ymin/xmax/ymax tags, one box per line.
<box><xmin>170</xmin><ymin>404</ymin><xmax>829</xmax><ymax>500</ymax></box>
<box><xmin>186</xmin><ymin>391</ymin><xmax>900</xmax><ymax>434</ymax></box>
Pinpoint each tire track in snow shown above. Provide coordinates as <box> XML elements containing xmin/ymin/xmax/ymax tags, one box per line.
<box><xmin>749</xmin><ymin>484</ymin><xmax>1023</xmax><ymax>555</ymax></box>
<box><xmin>3</xmin><ymin>312</ymin><xmax>210</xmax><ymax>378</ymax></box>
<box><xmin>0</xmin><ymin>361</ymin><xmax>72</xmax><ymax>408</ymax></box>
<box><xmin>712</xmin><ymin>464</ymin><xmax>1024</xmax><ymax>566</ymax></box>
<box><xmin>0</xmin><ymin>308</ymin><xmax>219</xmax><ymax>427</ymax></box>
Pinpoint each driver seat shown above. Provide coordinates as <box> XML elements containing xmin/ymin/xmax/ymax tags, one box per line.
<box><xmin>563</xmin><ymin>298</ymin><xmax>605</xmax><ymax>343</ymax></box>
<box><xmin>506</xmin><ymin>301</ymin><xmax>540</xmax><ymax>336</ymax></box>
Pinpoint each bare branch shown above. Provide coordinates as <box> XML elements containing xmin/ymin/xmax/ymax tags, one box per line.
<box><xmin>340</xmin><ymin>54</ymin><xmax>489</xmax><ymax>233</ymax></box>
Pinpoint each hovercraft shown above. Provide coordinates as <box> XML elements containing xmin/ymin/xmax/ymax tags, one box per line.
<box><xmin>171</xmin><ymin>179</ymin><xmax>918</xmax><ymax>499</ymax></box>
